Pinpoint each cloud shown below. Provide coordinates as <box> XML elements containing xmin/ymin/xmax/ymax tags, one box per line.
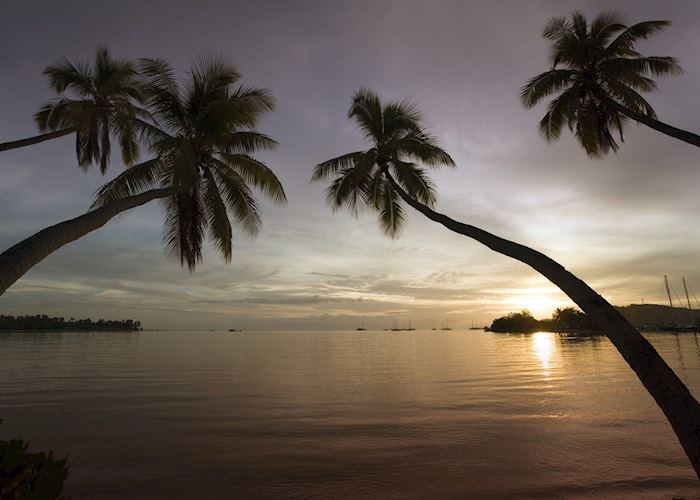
<box><xmin>1</xmin><ymin>0</ymin><xmax>699</xmax><ymax>328</ymax></box>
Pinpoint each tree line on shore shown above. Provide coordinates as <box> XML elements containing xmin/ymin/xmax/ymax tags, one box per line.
<box><xmin>0</xmin><ymin>314</ymin><xmax>141</xmax><ymax>331</ymax></box>
<box><xmin>488</xmin><ymin>308</ymin><xmax>595</xmax><ymax>333</ymax></box>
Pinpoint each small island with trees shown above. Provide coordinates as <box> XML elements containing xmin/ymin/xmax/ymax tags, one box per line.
<box><xmin>488</xmin><ymin>308</ymin><xmax>596</xmax><ymax>334</ymax></box>
<box><xmin>0</xmin><ymin>314</ymin><xmax>142</xmax><ymax>332</ymax></box>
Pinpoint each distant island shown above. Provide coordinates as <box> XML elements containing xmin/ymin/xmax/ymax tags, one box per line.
<box><xmin>617</xmin><ymin>303</ymin><xmax>700</xmax><ymax>329</ymax></box>
<box><xmin>0</xmin><ymin>314</ymin><xmax>142</xmax><ymax>332</ymax></box>
<box><xmin>488</xmin><ymin>308</ymin><xmax>596</xmax><ymax>334</ymax></box>
<box><xmin>489</xmin><ymin>304</ymin><xmax>700</xmax><ymax>334</ymax></box>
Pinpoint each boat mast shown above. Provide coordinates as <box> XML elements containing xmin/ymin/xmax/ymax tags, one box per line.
<box><xmin>683</xmin><ymin>278</ymin><xmax>692</xmax><ymax>310</ymax></box>
<box><xmin>665</xmin><ymin>275</ymin><xmax>674</xmax><ymax>308</ymax></box>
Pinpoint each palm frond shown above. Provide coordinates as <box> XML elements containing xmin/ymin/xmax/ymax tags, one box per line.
<box><xmin>590</xmin><ymin>11</ymin><xmax>626</xmax><ymax>43</ymax></box>
<box><xmin>537</xmin><ymin>87</ymin><xmax>578</xmax><ymax>141</ymax></box>
<box><xmin>542</xmin><ymin>16</ymin><xmax>570</xmax><ymax>40</ymax></box>
<box><xmin>324</xmin><ymin>153</ymin><xmax>377</xmax><ymax>215</ymax></box>
<box><xmin>348</xmin><ymin>88</ymin><xmax>383</xmax><ymax>141</ymax></box>
<box><xmin>219</xmin><ymin>153</ymin><xmax>287</xmax><ymax>205</ymax></box>
<box><xmin>203</xmin><ymin>171</ymin><xmax>233</xmax><ymax>262</ymax></box>
<box><xmin>391</xmin><ymin>160</ymin><xmax>437</xmax><ymax>207</ymax></box>
<box><xmin>43</xmin><ymin>59</ymin><xmax>94</xmax><ymax>96</ymax></box>
<box><xmin>91</xmin><ymin>159</ymin><xmax>161</xmax><ymax>208</ymax></box>
<box><xmin>34</xmin><ymin>98</ymin><xmax>79</xmax><ymax>132</ymax></box>
<box><xmin>139</xmin><ymin>58</ymin><xmax>186</xmax><ymax>131</ymax></box>
<box><xmin>377</xmin><ymin>180</ymin><xmax>405</xmax><ymax>238</ymax></box>
<box><xmin>162</xmin><ymin>186</ymin><xmax>205</xmax><ymax>271</ymax></box>
<box><xmin>325</xmin><ymin>166</ymin><xmax>367</xmax><ymax>214</ymax></box>
<box><xmin>208</xmin><ymin>161</ymin><xmax>262</xmax><ymax>236</ymax></box>
<box><xmin>114</xmin><ymin>116</ymin><xmax>140</xmax><ymax>166</ymax></box>
<box><xmin>571</xmin><ymin>11</ymin><xmax>589</xmax><ymax>39</ymax></box>
<box><xmin>601</xmin><ymin>56</ymin><xmax>683</xmax><ymax>79</ymax></box>
<box><xmin>605</xmin><ymin>20</ymin><xmax>671</xmax><ymax>57</ymax></box>
<box><xmin>519</xmin><ymin>69</ymin><xmax>576</xmax><ymax>108</ymax></box>
<box><xmin>602</xmin><ymin>79</ymin><xmax>657</xmax><ymax>118</ymax></box>
<box><xmin>382</xmin><ymin>99</ymin><xmax>423</xmax><ymax>139</ymax></box>
<box><xmin>216</xmin><ymin>131</ymin><xmax>278</xmax><ymax>154</ymax></box>
<box><xmin>311</xmin><ymin>151</ymin><xmax>367</xmax><ymax>182</ymax></box>
<box><xmin>396</xmin><ymin>132</ymin><xmax>455</xmax><ymax>167</ymax></box>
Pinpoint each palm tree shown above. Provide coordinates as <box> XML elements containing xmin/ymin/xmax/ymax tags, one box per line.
<box><xmin>314</xmin><ymin>89</ymin><xmax>700</xmax><ymax>478</ymax></box>
<box><xmin>312</xmin><ymin>88</ymin><xmax>454</xmax><ymax>237</ymax></box>
<box><xmin>0</xmin><ymin>58</ymin><xmax>285</xmax><ymax>293</ymax></box>
<box><xmin>0</xmin><ymin>47</ymin><xmax>149</xmax><ymax>173</ymax></box>
<box><xmin>520</xmin><ymin>10</ymin><xmax>700</xmax><ymax>156</ymax></box>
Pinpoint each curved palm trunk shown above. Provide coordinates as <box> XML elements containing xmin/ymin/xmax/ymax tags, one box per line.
<box><xmin>0</xmin><ymin>187</ymin><xmax>177</xmax><ymax>295</ymax></box>
<box><xmin>384</xmin><ymin>171</ymin><xmax>700</xmax><ymax>478</ymax></box>
<box><xmin>0</xmin><ymin>128</ymin><xmax>75</xmax><ymax>152</ymax></box>
<box><xmin>606</xmin><ymin>99</ymin><xmax>700</xmax><ymax>148</ymax></box>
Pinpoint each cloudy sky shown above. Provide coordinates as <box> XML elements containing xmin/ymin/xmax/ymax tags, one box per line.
<box><xmin>1</xmin><ymin>0</ymin><xmax>699</xmax><ymax>330</ymax></box>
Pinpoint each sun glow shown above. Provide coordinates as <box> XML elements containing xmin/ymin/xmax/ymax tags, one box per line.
<box><xmin>503</xmin><ymin>287</ymin><xmax>572</xmax><ymax>319</ymax></box>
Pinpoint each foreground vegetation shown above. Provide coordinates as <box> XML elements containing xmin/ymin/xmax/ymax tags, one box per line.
<box><xmin>0</xmin><ymin>421</ymin><xmax>68</xmax><ymax>500</ymax></box>
<box><xmin>488</xmin><ymin>308</ymin><xmax>595</xmax><ymax>333</ymax></box>
<box><xmin>0</xmin><ymin>314</ymin><xmax>141</xmax><ymax>331</ymax></box>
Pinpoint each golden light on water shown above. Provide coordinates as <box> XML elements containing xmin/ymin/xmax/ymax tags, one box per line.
<box><xmin>531</xmin><ymin>331</ymin><xmax>555</xmax><ymax>375</ymax></box>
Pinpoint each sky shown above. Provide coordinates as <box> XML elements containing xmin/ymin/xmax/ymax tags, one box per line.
<box><xmin>1</xmin><ymin>0</ymin><xmax>699</xmax><ymax>330</ymax></box>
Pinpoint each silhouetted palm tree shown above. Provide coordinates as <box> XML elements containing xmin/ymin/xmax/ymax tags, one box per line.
<box><xmin>0</xmin><ymin>58</ymin><xmax>285</xmax><ymax>293</ymax></box>
<box><xmin>521</xmin><ymin>11</ymin><xmax>700</xmax><ymax>156</ymax></box>
<box><xmin>315</xmin><ymin>88</ymin><xmax>700</xmax><ymax>478</ymax></box>
<box><xmin>0</xmin><ymin>47</ymin><xmax>149</xmax><ymax>173</ymax></box>
<box><xmin>312</xmin><ymin>88</ymin><xmax>454</xmax><ymax>237</ymax></box>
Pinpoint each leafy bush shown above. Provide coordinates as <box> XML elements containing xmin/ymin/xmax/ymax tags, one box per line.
<box><xmin>0</xmin><ymin>421</ymin><xmax>69</xmax><ymax>500</ymax></box>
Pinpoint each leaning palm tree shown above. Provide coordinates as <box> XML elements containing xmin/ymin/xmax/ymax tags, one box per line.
<box><xmin>314</xmin><ymin>88</ymin><xmax>700</xmax><ymax>478</ymax></box>
<box><xmin>521</xmin><ymin>10</ymin><xmax>700</xmax><ymax>156</ymax></box>
<box><xmin>0</xmin><ymin>58</ymin><xmax>285</xmax><ymax>293</ymax></box>
<box><xmin>0</xmin><ymin>47</ymin><xmax>149</xmax><ymax>173</ymax></box>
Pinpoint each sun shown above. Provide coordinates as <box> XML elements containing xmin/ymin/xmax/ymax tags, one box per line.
<box><xmin>504</xmin><ymin>287</ymin><xmax>572</xmax><ymax>319</ymax></box>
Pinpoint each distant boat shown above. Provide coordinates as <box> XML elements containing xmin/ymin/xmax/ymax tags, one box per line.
<box><xmin>440</xmin><ymin>319</ymin><xmax>452</xmax><ymax>331</ymax></box>
<box><xmin>228</xmin><ymin>328</ymin><xmax>242</xmax><ymax>332</ymax></box>
<box><xmin>469</xmin><ymin>319</ymin><xmax>485</xmax><ymax>330</ymax></box>
<box><xmin>660</xmin><ymin>276</ymin><xmax>699</xmax><ymax>332</ymax></box>
<box><xmin>356</xmin><ymin>320</ymin><xmax>366</xmax><ymax>331</ymax></box>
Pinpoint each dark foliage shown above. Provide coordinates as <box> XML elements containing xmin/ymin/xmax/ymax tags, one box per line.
<box><xmin>0</xmin><ymin>421</ymin><xmax>69</xmax><ymax>500</ymax></box>
<box><xmin>0</xmin><ymin>315</ymin><xmax>141</xmax><ymax>331</ymax></box>
<box><xmin>489</xmin><ymin>307</ymin><xmax>595</xmax><ymax>333</ymax></box>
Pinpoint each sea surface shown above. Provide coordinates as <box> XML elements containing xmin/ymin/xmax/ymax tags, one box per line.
<box><xmin>2</xmin><ymin>329</ymin><xmax>700</xmax><ymax>499</ymax></box>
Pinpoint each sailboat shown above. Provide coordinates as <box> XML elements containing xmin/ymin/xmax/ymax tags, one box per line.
<box><xmin>661</xmin><ymin>276</ymin><xmax>699</xmax><ymax>332</ymax></box>
<box><xmin>469</xmin><ymin>319</ymin><xmax>484</xmax><ymax>330</ymax></box>
<box><xmin>355</xmin><ymin>319</ymin><xmax>366</xmax><ymax>331</ymax></box>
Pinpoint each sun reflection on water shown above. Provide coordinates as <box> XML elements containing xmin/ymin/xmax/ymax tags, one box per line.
<box><xmin>531</xmin><ymin>331</ymin><xmax>555</xmax><ymax>377</ymax></box>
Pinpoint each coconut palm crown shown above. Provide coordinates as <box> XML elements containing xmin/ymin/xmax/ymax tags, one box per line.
<box><xmin>93</xmin><ymin>58</ymin><xmax>286</xmax><ymax>270</ymax></box>
<box><xmin>520</xmin><ymin>10</ymin><xmax>683</xmax><ymax>157</ymax></box>
<box><xmin>34</xmin><ymin>47</ymin><xmax>150</xmax><ymax>172</ymax></box>
<box><xmin>312</xmin><ymin>88</ymin><xmax>454</xmax><ymax>237</ymax></box>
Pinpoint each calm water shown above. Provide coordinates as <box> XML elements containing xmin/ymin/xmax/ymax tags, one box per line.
<box><xmin>2</xmin><ymin>330</ymin><xmax>700</xmax><ymax>499</ymax></box>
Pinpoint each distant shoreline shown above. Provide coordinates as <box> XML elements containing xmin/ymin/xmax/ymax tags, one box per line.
<box><xmin>1</xmin><ymin>329</ymin><xmax>141</xmax><ymax>333</ymax></box>
<box><xmin>487</xmin><ymin>328</ymin><xmax>601</xmax><ymax>335</ymax></box>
